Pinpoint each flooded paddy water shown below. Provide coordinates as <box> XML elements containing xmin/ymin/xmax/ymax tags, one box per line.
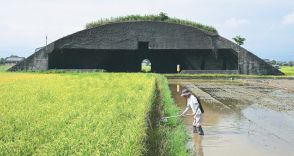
<box><xmin>169</xmin><ymin>79</ymin><xmax>294</xmax><ymax>156</ymax></box>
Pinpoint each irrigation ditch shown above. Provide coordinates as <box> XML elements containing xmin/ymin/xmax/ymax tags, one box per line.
<box><xmin>145</xmin><ymin>76</ymin><xmax>191</xmax><ymax>156</ymax></box>
<box><xmin>145</xmin><ymin>81</ymin><xmax>164</xmax><ymax>156</ymax></box>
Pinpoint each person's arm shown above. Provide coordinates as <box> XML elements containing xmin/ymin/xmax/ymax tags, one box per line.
<box><xmin>181</xmin><ymin>103</ymin><xmax>189</xmax><ymax>116</ymax></box>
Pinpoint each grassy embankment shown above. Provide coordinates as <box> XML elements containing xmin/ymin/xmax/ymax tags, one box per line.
<box><xmin>165</xmin><ymin>73</ymin><xmax>294</xmax><ymax>79</ymax></box>
<box><xmin>0</xmin><ymin>65</ymin><xmax>12</xmax><ymax>72</ymax></box>
<box><xmin>156</xmin><ymin>75</ymin><xmax>189</xmax><ymax>156</ymax></box>
<box><xmin>0</xmin><ymin>73</ymin><xmax>189</xmax><ymax>155</ymax></box>
<box><xmin>86</xmin><ymin>13</ymin><xmax>218</xmax><ymax>34</ymax></box>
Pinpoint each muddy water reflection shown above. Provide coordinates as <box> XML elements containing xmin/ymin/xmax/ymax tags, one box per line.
<box><xmin>169</xmin><ymin>84</ymin><xmax>294</xmax><ymax>156</ymax></box>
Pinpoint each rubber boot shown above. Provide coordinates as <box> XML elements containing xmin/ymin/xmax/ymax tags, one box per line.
<box><xmin>197</xmin><ymin>126</ymin><xmax>204</xmax><ymax>135</ymax></box>
<box><xmin>193</xmin><ymin>126</ymin><xmax>198</xmax><ymax>133</ymax></box>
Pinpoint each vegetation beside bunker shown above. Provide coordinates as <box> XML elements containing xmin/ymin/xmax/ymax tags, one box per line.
<box><xmin>0</xmin><ymin>65</ymin><xmax>12</xmax><ymax>72</ymax></box>
<box><xmin>165</xmin><ymin>73</ymin><xmax>294</xmax><ymax>79</ymax></box>
<box><xmin>145</xmin><ymin>75</ymin><xmax>190</xmax><ymax>156</ymax></box>
<box><xmin>86</xmin><ymin>13</ymin><xmax>218</xmax><ymax>34</ymax></box>
<box><xmin>156</xmin><ymin>75</ymin><xmax>190</xmax><ymax>156</ymax></box>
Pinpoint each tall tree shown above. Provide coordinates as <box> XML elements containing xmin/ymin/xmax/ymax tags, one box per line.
<box><xmin>233</xmin><ymin>35</ymin><xmax>246</xmax><ymax>46</ymax></box>
<box><xmin>270</xmin><ymin>60</ymin><xmax>277</xmax><ymax>65</ymax></box>
<box><xmin>0</xmin><ymin>58</ymin><xmax>5</xmax><ymax>64</ymax></box>
<box><xmin>159</xmin><ymin>12</ymin><xmax>169</xmax><ymax>21</ymax></box>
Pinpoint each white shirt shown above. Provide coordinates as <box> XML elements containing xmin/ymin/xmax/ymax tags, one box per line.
<box><xmin>182</xmin><ymin>95</ymin><xmax>202</xmax><ymax>115</ymax></box>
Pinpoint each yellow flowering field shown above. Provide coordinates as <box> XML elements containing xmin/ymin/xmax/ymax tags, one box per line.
<box><xmin>0</xmin><ymin>73</ymin><xmax>156</xmax><ymax>155</ymax></box>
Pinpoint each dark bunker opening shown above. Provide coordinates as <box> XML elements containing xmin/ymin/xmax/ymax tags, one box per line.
<box><xmin>141</xmin><ymin>59</ymin><xmax>151</xmax><ymax>72</ymax></box>
<box><xmin>48</xmin><ymin>48</ymin><xmax>238</xmax><ymax>73</ymax></box>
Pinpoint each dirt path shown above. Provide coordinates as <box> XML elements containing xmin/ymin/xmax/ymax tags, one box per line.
<box><xmin>169</xmin><ymin>79</ymin><xmax>294</xmax><ymax>156</ymax></box>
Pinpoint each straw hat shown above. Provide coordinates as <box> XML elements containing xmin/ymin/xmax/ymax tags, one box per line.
<box><xmin>181</xmin><ymin>89</ymin><xmax>191</xmax><ymax>96</ymax></box>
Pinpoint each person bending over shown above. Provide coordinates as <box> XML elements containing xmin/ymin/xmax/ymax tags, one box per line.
<box><xmin>180</xmin><ymin>89</ymin><xmax>204</xmax><ymax>135</ymax></box>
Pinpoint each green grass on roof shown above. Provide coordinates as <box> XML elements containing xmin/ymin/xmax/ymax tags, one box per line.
<box><xmin>85</xmin><ymin>12</ymin><xmax>218</xmax><ymax>34</ymax></box>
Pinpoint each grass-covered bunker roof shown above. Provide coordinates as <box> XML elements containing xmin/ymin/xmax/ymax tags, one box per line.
<box><xmin>85</xmin><ymin>12</ymin><xmax>218</xmax><ymax>34</ymax></box>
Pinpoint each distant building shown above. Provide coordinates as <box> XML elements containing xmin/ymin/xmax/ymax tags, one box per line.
<box><xmin>5</xmin><ymin>55</ymin><xmax>25</xmax><ymax>65</ymax></box>
<box><xmin>263</xmin><ymin>59</ymin><xmax>271</xmax><ymax>64</ymax></box>
<box><xmin>272</xmin><ymin>65</ymin><xmax>280</xmax><ymax>70</ymax></box>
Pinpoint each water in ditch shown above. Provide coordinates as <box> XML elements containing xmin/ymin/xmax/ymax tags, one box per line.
<box><xmin>169</xmin><ymin>84</ymin><xmax>294</xmax><ymax>156</ymax></box>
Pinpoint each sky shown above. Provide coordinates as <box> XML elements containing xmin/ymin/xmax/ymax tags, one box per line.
<box><xmin>0</xmin><ymin>0</ymin><xmax>293</xmax><ymax>61</ymax></box>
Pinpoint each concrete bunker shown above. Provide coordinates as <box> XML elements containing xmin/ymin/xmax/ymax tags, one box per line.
<box><xmin>9</xmin><ymin>21</ymin><xmax>283</xmax><ymax>75</ymax></box>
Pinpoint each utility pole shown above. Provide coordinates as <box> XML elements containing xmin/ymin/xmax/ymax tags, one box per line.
<box><xmin>46</xmin><ymin>36</ymin><xmax>48</xmax><ymax>51</ymax></box>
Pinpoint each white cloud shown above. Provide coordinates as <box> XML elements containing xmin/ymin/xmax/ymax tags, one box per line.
<box><xmin>223</xmin><ymin>18</ymin><xmax>249</xmax><ymax>28</ymax></box>
<box><xmin>282</xmin><ymin>11</ymin><xmax>294</xmax><ymax>25</ymax></box>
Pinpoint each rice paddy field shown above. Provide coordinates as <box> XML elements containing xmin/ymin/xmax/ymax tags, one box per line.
<box><xmin>0</xmin><ymin>73</ymin><xmax>159</xmax><ymax>155</ymax></box>
<box><xmin>280</xmin><ymin>66</ymin><xmax>294</xmax><ymax>76</ymax></box>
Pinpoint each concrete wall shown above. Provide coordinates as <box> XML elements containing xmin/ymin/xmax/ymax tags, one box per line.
<box><xmin>54</xmin><ymin>21</ymin><xmax>216</xmax><ymax>50</ymax></box>
<box><xmin>214</xmin><ymin>36</ymin><xmax>284</xmax><ymax>75</ymax></box>
<box><xmin>9</xmin><ymin>44</ymin><xmax>54</xmax><ymax>71</ymax></box>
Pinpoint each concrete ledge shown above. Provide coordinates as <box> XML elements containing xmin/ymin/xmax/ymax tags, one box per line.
<box><xmin>49</xmin><ymin>69</ymin><xmax>106</xmax><ymax>72</ymax></box>
<box><xmin>180</xmin><ymin>70</ymin><xmax>239</xmax><ymax>74</ymax></box>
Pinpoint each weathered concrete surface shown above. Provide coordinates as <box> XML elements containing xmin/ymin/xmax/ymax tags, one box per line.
<box><xmin>181</xmin><ymin>70</ymin><xmax>239</xmax><ymax>74</ymax></box>
<box><xmin>215</xmin><ymin>36</ymin><xmax>283</xmax><ymax>75</ymax></box>
<box><xmin>9</xmin><ymin>45</ymin><xmax>52</xmax><ymax>71</ymax></box>
<box><xmin>9</xmin><ymin>21</ymin><xmax>284</xmax><ymax>75</ymax></box>
<box><xmin>55</xmin><ymin>21</ymin><xmax>216</xmax><ymax>50</ymax></box>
